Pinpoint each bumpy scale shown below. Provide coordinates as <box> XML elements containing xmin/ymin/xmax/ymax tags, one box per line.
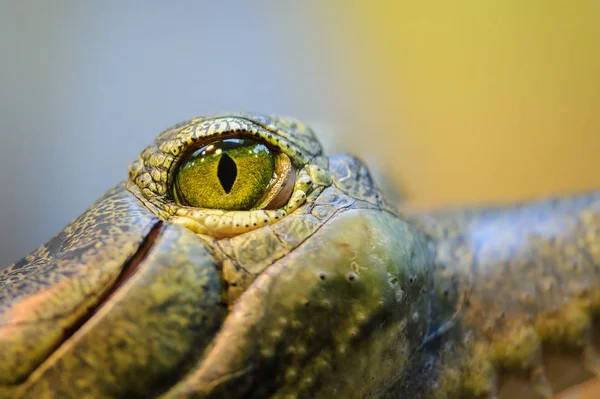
<box><xmin>1</xmin><ymin>112</ymin><xmax>599</xmax><ymax>399</ymax></box>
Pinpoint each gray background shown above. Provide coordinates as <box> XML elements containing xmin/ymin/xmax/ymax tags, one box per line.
<box><xmin>0</xmin><ymin>1</ymin><xmax>366</xmax><ymax>265</ymax></box>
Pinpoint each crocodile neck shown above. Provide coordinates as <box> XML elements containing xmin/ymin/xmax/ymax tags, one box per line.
<box><xmin>402</xmin><ymin>192</ymin><xmax>600</xmax><ymax>397</ymax></box>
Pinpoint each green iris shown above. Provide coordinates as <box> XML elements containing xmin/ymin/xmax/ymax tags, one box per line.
<box><xmin>174</xmin><ymin>138</ymin><xmax>275</xmax><ymax>210</ymax></box>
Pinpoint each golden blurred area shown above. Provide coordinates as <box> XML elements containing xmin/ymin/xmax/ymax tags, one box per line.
<box><xmin>322</xmin><ymin>2</ymin><xmax>600</xmax><ymax>397</ymax></box>
<box><xmin>322</xmin><ymin>1</ymin><xmax>600</xmax><ymax>208</ymax></box>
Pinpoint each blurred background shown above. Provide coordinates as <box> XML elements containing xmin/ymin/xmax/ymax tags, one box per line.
<box><xmin>2</xmin><ymin>1</ymin><xmax>600</xmax><ymax>264</ymax></box>
<box><xmin>0</xmin><ymin>1</ymin><xmax>599</xmax><ymax>396</ymax></box>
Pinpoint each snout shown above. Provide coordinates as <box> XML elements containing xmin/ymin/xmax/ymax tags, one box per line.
<box><xmin>1</xmin><ymin>184</ymin><xmax>227</xmax><ymax>399</ymax></box>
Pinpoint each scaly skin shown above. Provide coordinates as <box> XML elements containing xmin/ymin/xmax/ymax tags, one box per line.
<box><xmin>1</xmin><ymin>113</ymin><xmax>599</xmax><ymax>398</ymax></box>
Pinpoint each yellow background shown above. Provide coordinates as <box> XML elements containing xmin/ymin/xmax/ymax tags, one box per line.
<box><xmin>323</xmin><ymin>3</ymin><xmax>600</xmax><ymax>396</ymax></box>
<box><xmin>320</xmin><ymin>1</ymin><xmax>600</xmax><ymax>209</ymax></box>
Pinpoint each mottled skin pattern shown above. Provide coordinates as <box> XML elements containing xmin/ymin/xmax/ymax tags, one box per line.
<box><xmin>0</xmin><ymin>185</ymin><xmax>160</xmax><ymax>397</ymax></box>
<box><xmin>404</xmin><ymin>196</ymin><xmax>600</xmax><ymax>397</ymax></box>
<box><xmin>1</xmin><ymin>113</ymin><xmax>599</xmax><ymax>398</ymax></box>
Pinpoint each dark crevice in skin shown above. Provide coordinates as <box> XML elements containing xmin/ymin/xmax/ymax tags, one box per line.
<box><xmin>15</xmin><ymin>221</ymin><xmax>164</xmax><ymax>386</ymax></box>
<box><xmin>64</xmin><ymin>221</ymin><xmax>164</xmax><ymax>333</ymax></box>
<box><xmin>93</xmin><ymin>220</ymin><xmax>164</xmax><ymax>307</ymax></box>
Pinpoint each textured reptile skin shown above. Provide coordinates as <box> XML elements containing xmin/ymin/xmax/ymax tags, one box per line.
<box><xmin>1</xmin><ymin>114</ymin><xmax>600</xmax><ymax>398</ymax></box>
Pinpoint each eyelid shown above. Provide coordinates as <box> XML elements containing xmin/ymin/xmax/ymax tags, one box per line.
<box><xmin>257</xmin><ymin>154</ymin><xmax>296</xmax><ymax>210</ymax></box>
<box><xmin>177</xmin><ymin>117</ymin><xmax>312</xmax><ymax>158</ymax></box>
<box><xmin>129</xmin><ymin>114</ymin><xmax>329</xmax><ymax>237</ymax></box>
<box><xmin>265</xmin><ymin>170</ymin><xmax>296</xmax><ymax>209</ymax></box>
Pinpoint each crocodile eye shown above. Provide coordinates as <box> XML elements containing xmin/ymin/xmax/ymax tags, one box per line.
<box><xmin>174</xmin><ymin>138</ymin><xmax>295</xmax><ymax>210</ymax></box>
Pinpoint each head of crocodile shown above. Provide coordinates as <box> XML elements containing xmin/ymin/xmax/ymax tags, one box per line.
<box><xmin>2</xmin><ymin>113</ymin><xmax>600</xmax><ymax>399</ymax></box>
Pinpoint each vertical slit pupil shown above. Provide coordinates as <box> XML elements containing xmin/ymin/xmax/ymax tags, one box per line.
<box><xmin>217</xmin><ymin>153</ymin><xmax>237</xmax><ymax>194</ymax></box>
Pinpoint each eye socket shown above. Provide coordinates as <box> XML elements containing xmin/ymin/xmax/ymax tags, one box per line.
<box><xmin>174</xmin><ymin>138</ymin><xmax>295</xmax><ymax>210</ymax></box>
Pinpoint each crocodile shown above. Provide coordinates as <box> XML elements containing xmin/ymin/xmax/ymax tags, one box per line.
<box><xmin>1</xmin><ymin>113</ymin><xmax>600</xmax><ymax>399</ymax></box>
